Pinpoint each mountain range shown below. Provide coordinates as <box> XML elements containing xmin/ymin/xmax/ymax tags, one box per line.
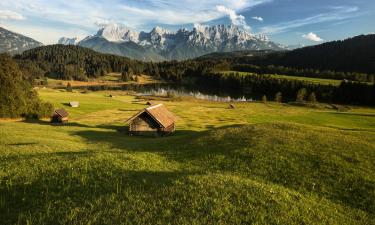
<box><xmin>58</xmin><ymin>24</ymin><xmax>285</xmax><ymax>61</ymax></box>
<box><xmin>0</xmin><ymin>27</ymin><xmax>43</xmax><ymax>55</ymax></box>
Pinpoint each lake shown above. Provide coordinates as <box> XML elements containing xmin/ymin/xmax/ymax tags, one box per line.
<box><xmin>77</xmin><ymin>83</ymin><xmax>260</xmax><ymax>102</ymax></box>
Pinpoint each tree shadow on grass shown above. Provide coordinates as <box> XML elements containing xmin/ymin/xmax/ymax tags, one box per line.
<box><xmin>7</xmin><ymin>142</ymin><xmax>38</xmax><ymax>146</ymax></box>
<box><xmin>22</xmin><ymin>119</ymin><xmax>92</xmax><ymax>128</ymax></box>
<box><xmin>0</xmin><ymin>159</ymin><xmax>190</xmax><ymax>224</ymax></box>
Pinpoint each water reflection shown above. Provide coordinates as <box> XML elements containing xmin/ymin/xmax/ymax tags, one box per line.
<box><xmin>139</xmin><ymin>88</ymin><xmax>253</xmax><ymax>102</ymax></box>
<box><xmin>78</xmin><ymin>83</ymin><xmax>257</xmax><ymax>102</ymax></box>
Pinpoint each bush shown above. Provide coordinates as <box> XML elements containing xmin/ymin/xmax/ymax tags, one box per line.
<box><xmin>262</xmin><ymin>95</ymin><xmax>267</xmax><ymax>103</ymax></box>
<box><xmin>296</xmin><ymin>88</ymin><xmax>307</xmax><ymax>102</ymax></box>
<box><xmin>66</xmin><ymin>82</ymin><xmax>73</xmax><ymax>92</ymax></box>
<box><xmin>41</xmin><ymin>77</ymin><xmax>48</xmax><ymax>86</ymax></box>
<box><xmin>308</xmin><ymin>92</ymin><xmax>317</xmax><ymax>103</ymax></box>
<box><xmin>274</xmin><ymin>92</ymin><xmax>282</xmax><ymax>103</ymax></box>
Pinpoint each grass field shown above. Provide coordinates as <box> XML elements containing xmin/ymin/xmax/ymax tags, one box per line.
<box><xmin>222</xmin><ymin>71</ymin><xmax>344</xmax><ymax>86</ymax></box>
<box><xmin>1</xmin><ymin>88</ymin><xmax>375</xmax><ymax>224</ymax></box>
<box><xmin>37</xmin><ymin>74</ymin><xmax>162</xmax><ymax>88</ymax></box>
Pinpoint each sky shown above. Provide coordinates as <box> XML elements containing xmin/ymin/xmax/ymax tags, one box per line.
<box><xmin>0</xmin><ymin>0</ymin><xmax>374</xmax><ymax>45</ymax></box>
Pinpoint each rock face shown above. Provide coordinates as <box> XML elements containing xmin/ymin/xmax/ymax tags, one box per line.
<box><xmin>61</xmin><ymin>24</ymin><xmax>285</xmax><ymax>61</ymax></box>
<box><xmin>0</xmin><ymin>27</ymin><xmax>43</xmax><ymax>55</ymax></box>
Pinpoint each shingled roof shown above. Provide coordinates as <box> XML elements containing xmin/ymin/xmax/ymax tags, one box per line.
<box><xmin>126</xmin><ymin>104</ymin><xmax>176</xmax><ymax>128</ymax></box>
<box><xmin>54</xmin><ymin>108</ymin><xmax>69</xmax><ymax>118</ymax></box>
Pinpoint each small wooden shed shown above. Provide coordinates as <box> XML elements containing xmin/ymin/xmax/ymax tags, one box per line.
<box><xmin>126</xmin><ymin>104</ymin><xmax>176</xmax><ymax>136</ymax></box>
<box><xmin>51</xmin><ymin>108</ymin><xmax>69</xmax><ymax>123</ymax></box>
<box><xmin>69</xmin><ymin>101</ymin><xmax>79</xmax><ymax>108</ymax></box>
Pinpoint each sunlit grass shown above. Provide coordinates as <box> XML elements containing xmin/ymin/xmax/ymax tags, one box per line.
<box><xmin>222</xmin><ymin>70</ymin><xmax>343</xmax><ymax>86</ymax></box>
<box><xmin>1</xmin><ymin>88</ymin><xmax>374</xmax><ymax>224</ymax></box>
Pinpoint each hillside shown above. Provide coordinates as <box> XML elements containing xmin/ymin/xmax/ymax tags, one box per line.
<box><xmin>200</xmin><ymin>34</ymin><xmax>375</xmax><ymax>75</ymax></box>
<box><xmin>15</xmin><ymin>45</ymin><xmax>144</xmax><ymax>80</ymax></box>
<box><xmin>0</xmin><ymin>88</ymin><xmax>374</xmax><ymax>224</ymax></box>
<box><xmin>0</xmin><ymin>27</ymin><xmax>43</xmax><ymax>55</ymax></box>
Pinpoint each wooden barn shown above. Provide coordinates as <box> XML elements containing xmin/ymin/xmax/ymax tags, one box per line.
<box><xmin>126</xmin><ymin>104</ymin><xmax>176</xmax><ymax>136</ymax></box>
<box><xmin>51</xmin><ymin>108</ymin><xmax>69</xmax><ymax>123</ymax></box>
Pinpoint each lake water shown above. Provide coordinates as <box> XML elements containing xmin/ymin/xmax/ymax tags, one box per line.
<box><xmin>80</xmin><ymin>83</ymin><xmax>259</xmax><ymax>102</ymax></box>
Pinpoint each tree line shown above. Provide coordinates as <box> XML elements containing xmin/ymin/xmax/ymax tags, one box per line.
<box><xmin>15</xmin><ymin>45</ymin><xmax>145</xmax><ymax>81</ymax></box>
<box><xmin>196</xmin><ymin>71</ymin><xmax>375</xmax><ymax>105</ymax></box>
<box><xmin>0</xmin><ymin>54</ymin><xmax>52</xmax><ymax>118</ymax></box>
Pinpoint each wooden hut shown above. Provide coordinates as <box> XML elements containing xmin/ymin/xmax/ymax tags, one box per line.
<box><xmin>69</xmin><ymin>101</ymin><xmax>79</xmax><ymax>108</ymax></box>
<box><xmin>126</xmin><ymin>104</ymin><xmax>176</xmax><ymax>136</ymax></box>
<box><xmin>51</xmin><ymin>108</ymin><xmax>69</xmax><ymax>123</ymax></box>
<box><xmin>228</xmin><ymin>104</ymin><xmax>235</xmax><ymax>109</ymax></box>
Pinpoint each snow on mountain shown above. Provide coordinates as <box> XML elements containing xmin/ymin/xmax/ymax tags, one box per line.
<box><xmin>96</xmin><ymin>23</ymin><xmax>140</xmax><ymax>43</ymax></box>
<box><xmin>73</xmin><ymin>24</ymin><xmax>285</xmax><ymax>61</ymax></box>
<box><xmin>0</xmin><ymin>27</ymin><xmax>43</xmax><ymax>54</ymax></box>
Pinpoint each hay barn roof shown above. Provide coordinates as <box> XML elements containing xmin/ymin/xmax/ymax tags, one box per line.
<box><xmin>54</xmin><ymin>108</ymin><xmax>68</xmax><ymax>118</ymax></box>
<box><xmin>126</xmin><ymin>104</ymin><xmax>176</xmax><ymax>128</ymax></box>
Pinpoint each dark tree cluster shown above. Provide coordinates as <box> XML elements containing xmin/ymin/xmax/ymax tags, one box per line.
<box><xmin>231</xmin><ymin>64</ymin><xmax>374</xmax><ymax>83</ymax></box>
<box><xmin>0</xmin><ymin>54</ymin><xmax>53</xmax><ymax>118</ymax></box>
<box><xmin>194</xmin><ymin>71</ymin><xmax>375</xmax><ymax>105</ymax></box>
<box><xmin>14</xmin><ymin>45</ymin><xmax>145</xmax><ymax>81</ymax></box>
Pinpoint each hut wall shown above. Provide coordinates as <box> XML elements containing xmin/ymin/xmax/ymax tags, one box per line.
<box><xmin>161</xmin><ymin>123</ymin><xmax>175</xmax><ymax>133</ymax></box>
<box><xmin>51</xmin><ymin>115</ymin><xmax>68</xmax><ymax>123</ymax></box>
<box><xmin>129</xmin><ymin>113</ymin><xmax>159</xmax><ymax>136</ymax></box>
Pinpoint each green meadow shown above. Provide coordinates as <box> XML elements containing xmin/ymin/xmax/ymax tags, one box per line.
<box><xmin>1</xmin><ymin>88</ymin><xmax>375</xmax><ymax>224</ymax></box>
<box><xmin>222</xmin><ymin>71</ymin><xmax>344</xmax><ymax>86</ymax></box>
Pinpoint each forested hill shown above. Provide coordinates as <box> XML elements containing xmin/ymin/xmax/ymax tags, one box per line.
<box><xmin>199</xmin><ymin>34</ymin><xmax>375</xmax><ymax>75</ymax></box>
<box><xmin>15</xmin><ymin>45</ymin><xmax>145</xmax><ymax>80</ymax></box>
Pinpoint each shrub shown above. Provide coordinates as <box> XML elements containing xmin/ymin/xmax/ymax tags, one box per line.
<box><xmin>274</xmin><ymin>92</ymin><xmax>282</xmax><ymax>103</ymax></box>
<box><xmin>308</xmin><ymin>92</ymin><xmax>317</xmax><ymax>103</ymax></box>
<box><xmin>66</xmin><ymin>82</ymin><xmax>73</xmax><ymax>92</ymax></box>
<box><xmin>262</xmin><ymin>95</ymin><xmax>267</xmax><ymax>104</ymax></box>
<box><xmin>296</xmin><ymin>88</ymin><xmax>307</xmax><ymax>102</ymax></box>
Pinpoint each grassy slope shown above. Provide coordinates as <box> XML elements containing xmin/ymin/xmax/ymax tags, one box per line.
<box><xmin>222</xmin><ymin>71</ymin><xmax>343</xmax><ymax>86</ymax></box>
<box><xmin>1</xmin><ymin>89</ymin><xmax>375</xmax><ymax>224</ymax></box>
<box><xmin>39</xmin><ymin>74</ymin><xmax>161</xmax><ymax>88</ymax></box>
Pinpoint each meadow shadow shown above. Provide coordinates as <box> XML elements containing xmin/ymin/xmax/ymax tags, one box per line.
<box><xmin>22</xmin><ymin>119</ymin><xmax>92</xmax><ymax>128</ymax></box>
<box><xmin>0</xmin><ymin>166</ymin><xmax>190</xmax><ymax>224</ymax></box>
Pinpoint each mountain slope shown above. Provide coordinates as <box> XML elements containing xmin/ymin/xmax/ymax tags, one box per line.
<box><xmin>61</xmin><ymin>24</ymin><xmax>284</xmax><ymax>61</ymax></box>
<box><xmin>198</xmin><ymin>34</ymin><xmax>375</xmax><ymax>74</ymax></box>
<box><xmin>0</xmin><ymin>27</ymin><xmax>43</xmax><ymax>55</ymax></box>
<box><xmin>267</xmin><ymin>34</ymin><xmax>375</xmax><ymax>74</ymax></box>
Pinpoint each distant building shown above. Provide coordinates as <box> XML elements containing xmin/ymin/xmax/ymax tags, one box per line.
<box><xmin>51</xmin><ymin>108</ymin><xmax>69</xmax><ymax>123</ymax></box>
<box><xmin>69</xmin><ymin>101</ymin><xmax>79</xmax><ymax>108</ymax></box>
<box><xmin>126</xmin><ymin>104</ymin><xmax>176</xmax><ymax>136</ymax></box>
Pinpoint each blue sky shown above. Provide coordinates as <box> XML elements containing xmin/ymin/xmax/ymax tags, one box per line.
<box><xmin>0</xmin><ymin>0</ymin><xmax>374</xmax><ymax>45</ymax></box>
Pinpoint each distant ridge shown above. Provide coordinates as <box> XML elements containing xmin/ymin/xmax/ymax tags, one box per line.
<box><xmin>59</xmin><ymin>24</ymin><xmax>285</xmax><ymax>61</ymax></box>
<box><xmin>198</xmin><ymin>34</ymin><xmax>375</xmax><ymax>74</ymax></box>
<box><xmin>0</xmin><ymin>27</ymin><xmax>43</xmax><ymax>55</ymax></box>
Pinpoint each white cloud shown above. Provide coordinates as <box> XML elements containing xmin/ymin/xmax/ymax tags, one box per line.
<box><xmin>94</xmin><ymin>19</ymin><xmax>116</xmax><ymax>28</ymax></box>
<box><xmin>0</xmin><ymin>10</ymin><xmax>24</xmax><ymax>20</ymax></box>
<box><xmin>260</xmin><ymin>6</ymin><xmax>360</xmax><ymax>34</ymax></box>
<box><xmin>216</xmin><ymin>5</ymin><xmax>251</xmax><ymax>31</ymax></box>
<box><xmin>0</xmin><ymin>0</ymin><xmax>271</xmax><ymax>43</ymax></box>
<box><xmin>252</xmin><ymin>16</ymin><xmax>263</xmax><ymax>22</ymax></box>
<box><xmin>302</xmin><ymin>32</ymin><xmax>323</xmax><ymax>42</ymax></box>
